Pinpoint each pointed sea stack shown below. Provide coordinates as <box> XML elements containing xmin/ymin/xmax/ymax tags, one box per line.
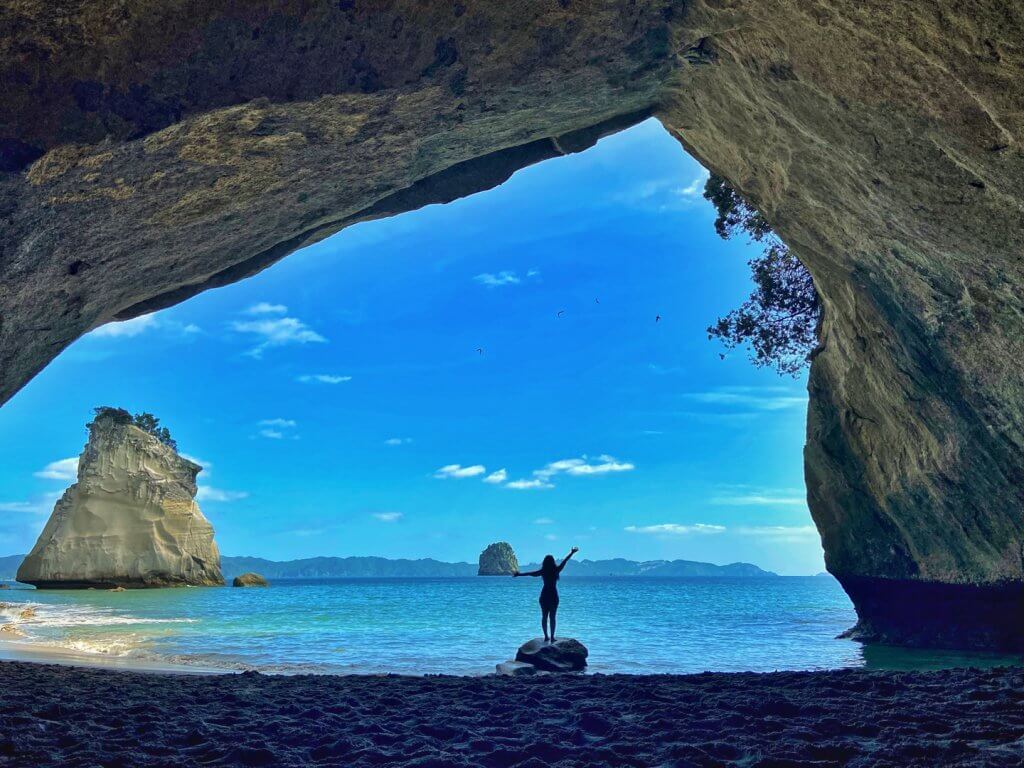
<box><xmin>478</xmin><ymin>542</ymin><xmax>518</xmax><ymax>576</ymax></box>
<box><xmin>17</xmin><ymin>409</ymin><xmax>223</xmax><ymax>588</ymax></box>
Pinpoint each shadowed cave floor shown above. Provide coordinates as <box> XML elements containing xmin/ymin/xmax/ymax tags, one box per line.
<box><xmin>2</xmin><ymin>662</ymin><xmax>1024</xmax><ymax>766</ymax></box>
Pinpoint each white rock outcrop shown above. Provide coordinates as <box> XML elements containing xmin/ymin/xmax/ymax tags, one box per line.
<box><xmin>17</xmin><ymin>413</ymin><xmax>223</xmax><ymax>588</ymax></box>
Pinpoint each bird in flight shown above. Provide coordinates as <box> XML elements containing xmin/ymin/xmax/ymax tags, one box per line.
<box><xmin>476</xmin><ymin>348</ymin><xmax>483</xmax><ymax>355</ymax></box>
<box><xmin>557</xmin><ymin>310</ymin><xmax>565</xmax><ymax>318</ymax></box>
<box><xmin>595</xmin><ymin>298</ymin><xmax>600</xmax><ymax>304</ymax></box>
<box><xmin>655</xmin><ymin>314</ymin><xmax>661</xmax><ymax>323</ymax></box>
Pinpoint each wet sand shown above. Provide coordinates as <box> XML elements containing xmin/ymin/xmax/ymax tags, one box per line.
<box><xmin>3</xmin><ymin>662</ymin><xmax>1024</xmax><ymax>766</ymax></box>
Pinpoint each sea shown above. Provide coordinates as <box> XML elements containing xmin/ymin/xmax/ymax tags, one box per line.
<box><xmin>2</xmin><ymin>576</ymin><xmax>1022</xmax><ymax>675</ymax></box>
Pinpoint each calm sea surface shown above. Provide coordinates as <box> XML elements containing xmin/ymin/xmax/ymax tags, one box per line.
<box><xmin>2</xmin><ymin>576</ymin><xmax>1021</xmax><ymax>675</ymax></box>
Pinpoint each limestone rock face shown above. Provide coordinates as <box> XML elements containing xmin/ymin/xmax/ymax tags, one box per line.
<box><xmin>3</xmin><ymin>1</ymin><xmax>1024</xmax><ymax>647</ymax></box>
<box><xmin>478</xmin><ymin>543</ymin><xmax>518</xmax><ymax>576</ymax></box>
<box><xmin>516</xmin><ymin>638</ymin><xmax>588</xmax><ymax>672</ymax></box>
<box><xmin>17</xmin><ymin>415</ymin><xmax>223</xmax><ymax>589</ymax></box>
<box><xmin>232</xmin><ymin>573</ymin><xmax>268</xmax><ymax>588</ymax></box>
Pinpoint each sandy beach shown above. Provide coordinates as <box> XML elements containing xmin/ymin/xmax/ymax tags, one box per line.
<box><xmin>2</xmin><ymin>661</ymin><xmax>1024</xmax><ymax>767</ymax></box>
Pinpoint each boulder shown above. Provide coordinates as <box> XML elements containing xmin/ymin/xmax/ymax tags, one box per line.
<box><xmin>478</xmin><ymin>543</ymin><xmax>518</xmax><ymax>576</ymax></box>
<box><xmin>233</xmin><ymin>573</ymin><xmax>268</xmax><ymax>588</ymax></box>
<box><xmin>515</xmin><ymin>638</ymin><xmax>588</xmax><ymax>672</ymax></box>
<box><xmin>495</xmin><ymin>660</ymin><xmax>537</xmax><ymax>677</ymax></box>
<box><xmin>16</xmin><ymin>411</ymin><xmax>223</xmax><ymax>589</ymax></box>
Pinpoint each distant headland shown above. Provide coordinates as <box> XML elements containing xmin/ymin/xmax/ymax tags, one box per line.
<box><xmin>0</xmin><ymin>555</ymin><xmax>778</xmax><ymax>581</ymax></box>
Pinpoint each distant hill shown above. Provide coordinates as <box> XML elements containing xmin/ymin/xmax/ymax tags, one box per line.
<box><xmin>3</xmin><ymin>553</ymin><xmax>777</xmax><ymax>581</ymax></box>
<box><xmin>220</xmin><ymin>556</ymin><xmax>478</xmax><ymax>580</ymax></box>
<box><xmin>221</xmin><ymin>555</ymin><xmax>776</xmax><ymax>579</ymax></box>
<box><xmin>0</xmin><ymin>554</ymin><xmax>23</xmax><ymax>580</ymax></box>
<box><xmin>519</xmin><ymin>558</ymin><xmax>777</xmax><ymax>578</ymax></box>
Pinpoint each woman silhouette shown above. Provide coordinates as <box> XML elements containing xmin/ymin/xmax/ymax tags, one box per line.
<box><xmin>513</xmin><ymin>546</ymin><xmax>578</xmax><ymax>642</ymax></box>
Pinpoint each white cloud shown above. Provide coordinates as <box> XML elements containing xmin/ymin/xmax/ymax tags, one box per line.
<box><xmin>246</xmin><ymin>302</ymin><xmax>288</xmax><ymax>315</ymax></box>
<box><xmin>625</xmin><ymin>523</ymin><xmax>727</xmax><ymax>535</ymax></box>
<box><xmin>684</xmin><ymin>387</ymin><xmax>805</xmax><ymax>412</ymax></box>
<box><xmin>297</xmin><ymin>374</ymin><xmax>352</xmax><ymax>384</ymax></box>
<box><xmin>712</xmin><ymin>491</ymin><xmax>806</xmax><ymax>507</ymax></box>
<box><xmin>34</xmin><ymin>457</ymin><xmax>79</xmax><ymax>481</ymax></box>
<box><xmin>0</xmin><ymin>501</ymin><xmax>41</xmax><ymax>513</ymax></box>
<box><xmin>232</xmin><ymin>311</ymin><xmax>326</xmax><ymax>357</ymax></box>
<box><xmin>196</xmin><ymin>486</ymin><xmax>249</xmax><ymax>502</ymax></box>
<box><xmin>534</xmin><ymin>455</ymin><xmax>635</xmax><ymax>481</ymax></box>
<box><xmin>0</xmin><ymin>491</ymin><xmax>64</xmax><ymax>515</ymax></box>
<box><xmin>737</xmin><ymin>525</ymin><xmax>819</xmax><ymax>541</ymax></box>
<box><xmin>483</xmin><ymin>469</ymin><xmax>508</xmax><ymax>484</ymax></box>
<box><xmin>257</xmin><ymin>418</ymin><xmax>297</xmax><ymax>440</ymax></box>
<box><xmin>90</xmin><ymin>313</ymin><xmax>158</xmax><ymax>338</ymax></box>
<box><xmin>544</xmin><ymin>533</ymin><xmax>558</xmax><ymax>541</ymax></box>
<box><xmin>678</xmin><ymin>168</ymin><xmax>710</xmax><ymax>197</ymax></box>
<box><xmin>182</xmin><ymin>323</ymin><xmax>202</xmax><ymax>334</ymax></box>
<box><xmin>372</xmin><ymin>512</ymin><xmax>403</xmax><ymax>522</ymax></box>
<box><xmin>434</xmin><ymin>464</ymin><xmax>487</xmax><ymax>479</ymax></box>
<box><xmin>474</xmin><ymin>271</ymin><xmax>522</xmax><ymax>287</ymax></box>
<box><xmin>384</xmin><ymin>437</ymin><xmax>412</xmax><ymax>446</ymax></box>
<box><xmin>505</xmin><ymin>478</ymin><xmax>554</xmax><ymax>490</ymax></box>
<box><xmin>534</xmin><ymin>517</ymin><xmax>554</xmax><ymax>525</ymax></box>
<box><xmin>259</xmin><ymin>418</ymin><xmax>296</xmax><ymax>428</ymax></box>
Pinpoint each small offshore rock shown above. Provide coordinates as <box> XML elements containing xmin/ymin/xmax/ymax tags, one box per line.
<box><xmin>515</xmin><ymin>637</ymin><xmax>588</xmax><ymax>672</ymax></box>
<box><xmin>233</xmin><ymin>572</ymin><xmax>268</xmax><ymax>588</ymax></box>
<box><xmin>109</xmin><ymin>586</ymin><xmax>126</xmax><ymax>592</ymax></box>
<box><xmin>478</xmin><ymin>542</ymin><xmax>518</xmax><ymax>575</ymax></box>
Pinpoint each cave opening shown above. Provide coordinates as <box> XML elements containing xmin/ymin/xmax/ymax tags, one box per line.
<box><xmin>5</xmin><ymin>117</ymin><xmax>936</xmax><ymax>674</ymax></box>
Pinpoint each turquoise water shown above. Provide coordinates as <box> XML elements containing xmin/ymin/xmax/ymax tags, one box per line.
<box><xmin>2</xmin><ymin>577</ymin><xmax>1022</xmax><ymax>674</ymax></box>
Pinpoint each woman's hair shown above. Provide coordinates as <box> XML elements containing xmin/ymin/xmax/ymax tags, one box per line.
<box><xmin>541</xmin><ymin>554</ymin><xmax>557</xmax><ymax>575</ymax></box>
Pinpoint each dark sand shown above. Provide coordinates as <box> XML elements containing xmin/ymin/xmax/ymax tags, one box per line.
<box><xmin>3</xmin><ymin>662</ymin><xmax>1024</xmax><ymax>767</ymax></box>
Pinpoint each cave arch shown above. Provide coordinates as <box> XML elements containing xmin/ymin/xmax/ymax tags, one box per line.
<box><xmin>3</xmin><ymin>0</ymin><xmax>1024</xmax><ymax>649</ymax></box>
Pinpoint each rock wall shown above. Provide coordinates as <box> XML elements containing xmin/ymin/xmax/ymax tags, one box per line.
<box><xmin>17</xmin><ymin>414</ymin><xmax>223</xmax><ymax>588</ymax></box>
<box><xmin>479</xmin><ymin>543</ymin><xmax>519</xmax><ymax>576</ymax></box>
<box><xmin>2</xmin><ymin>1</ymin><xmax>1024</xmax><ymax>645</ymax></box>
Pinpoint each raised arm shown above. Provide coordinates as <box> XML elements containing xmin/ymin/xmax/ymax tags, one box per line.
<box><xmin>513</xmin><ymin>568</ymin><xmax>542</xmax><ymax>577</ymax></box>
<box><xmin>557</xmin><ymin>546</ymin><xmax>579</xmax><ymax>573</ymax></box>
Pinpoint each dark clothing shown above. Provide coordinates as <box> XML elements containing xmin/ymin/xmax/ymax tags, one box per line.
<box><xmin>539</xmin><ymin>584</ymin><xmax>559</xmax><ymax>611</ymax></box>
<box><xmin>539</xmin><ymin>569</ymin><xmax>559</xmax><ymax>610</ymax></box>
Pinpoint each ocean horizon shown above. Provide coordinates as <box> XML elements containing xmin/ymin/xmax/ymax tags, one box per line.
<box><xmin>3</xmin><ymin>576</ymin><xmax>1022</xmax><ymax>676</ymax></box>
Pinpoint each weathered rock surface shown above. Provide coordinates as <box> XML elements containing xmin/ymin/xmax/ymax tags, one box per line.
<box><xmin>232</xmin><ymin>572</ymin><xmax>268</xmax><ymax>588</ymax></box>
<box><xmin>3</xmin><ymin>2</ymin><xmax>1024</xmax><ymax>647</ymax></box>
<box><xmin>516</xmin><ymin>638</ymin><xmax>588</xmax><ymax>672</ymax></box>
<box><xmin>478</xmin><ymin>542</ymin><xmax>518</xmax><ymax>576</ymax></box>
<box><xmin>16</xmin><ymin>413</ymin><xmax>224</xmax><ymax>589</ymax></box>
<box><xmin>494</xmin><ymin>660</ymin><xmax>537</xmax><ymax>677</ymax></box>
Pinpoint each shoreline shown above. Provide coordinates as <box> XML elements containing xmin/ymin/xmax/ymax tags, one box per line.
<box><xmin>3</xmin><ymin>660</ymin><xmax>1024</xmax><ymax>766</ymax></box>
<box><xmin>0</xmin><ymin>637</ymin><xmax>230</xmax><ymax>675</ymax></box>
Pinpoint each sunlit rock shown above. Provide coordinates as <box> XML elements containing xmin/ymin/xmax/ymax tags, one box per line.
<box><xmin>233</xmin><ymin>573</ymin><xmax>269</xmax><ymax>588</ymax></box>
<box><xmin>17</xmin><ymin>412</ymin><xmax>223</xmax><ymax>589</ymax></box>
<box><xmin>478</xmin><ymin>543</ymin><xmax>518</xmax><ymax>576</ymax></box>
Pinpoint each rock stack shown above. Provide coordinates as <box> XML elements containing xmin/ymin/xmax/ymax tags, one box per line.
<box><xmin>478</xmin><ymin>542</ymin><xmax>518</xmax><ymax>576</ymax></box>
<box><xmin>17</xmin><ymin>411</ymin><xmax>223</xmax><ymax>589</ymax></box>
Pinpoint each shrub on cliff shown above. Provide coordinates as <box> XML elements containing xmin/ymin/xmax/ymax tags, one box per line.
<box><xmin>91</xmin><ymin>407</ymin><xmax>177</xmax><ymax>451</ymax></box>
<box><xmin>703</xmin><ymin>174</ymin><xmax>821</xmax><ymax>376</ymax></box>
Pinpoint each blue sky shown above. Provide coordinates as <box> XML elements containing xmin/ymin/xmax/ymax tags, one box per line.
<box><xmin>0</xmin><ymin>119</ymin><xmax>823</xmax><ymax>575</ymax></box>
